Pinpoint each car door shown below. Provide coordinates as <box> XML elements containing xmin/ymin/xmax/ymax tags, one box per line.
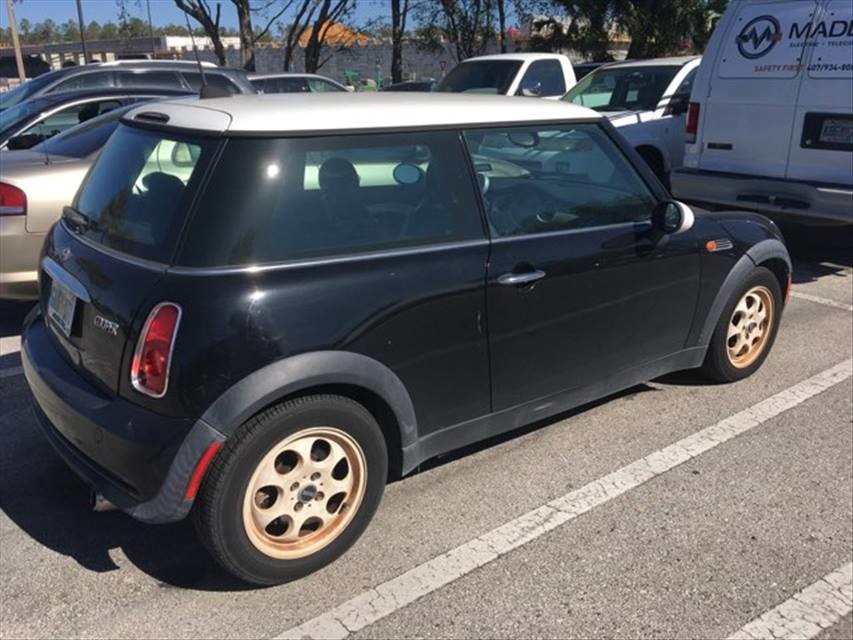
<box><xmin>462</xmin><ymin>123</ymin><xmax>700</xmax><ymax>411</ymax></box>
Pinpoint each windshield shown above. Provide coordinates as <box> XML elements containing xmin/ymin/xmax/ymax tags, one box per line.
<box><xmin>0</xmin><ymin>97</ymin><xmax>49</xmax><ymax>137</ymax></box>
<box><xmin>0</xmin><ymin>74</ymin><xmax>54</xmax><ymax>110</ymax></box>
<box><xmin>564</xmin><ymin>65</ymin><xmax>679</xmax><ymax>112</ymax></box>
<box><xmin>71</xmin><ymin>124</ymin><xmax>217</xmax><ymax>262</ymax></box>
<box><xmin>436</xmin><ymin>60</ymin><xmax>522</xmax><ymax>95</ymax></box>
<box><xmin>37</xmin><ymin>104</ymin><xmax>135</xmax><ymax>158</ymax></box>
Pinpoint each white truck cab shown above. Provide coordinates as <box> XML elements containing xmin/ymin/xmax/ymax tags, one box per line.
<box><xmin>564</xmin><ymin>56</ymin><xmax>702</xmax><ymax>185</ymax></box>
<box><xmin>436</xmin><ymin>53</ymin><xmax>576</xmax><ymax>99</ymax></box>
<box><xmin>672</xmin><ymin>0</ymin><xmax>852</xmax><ymax>226</ymax></box>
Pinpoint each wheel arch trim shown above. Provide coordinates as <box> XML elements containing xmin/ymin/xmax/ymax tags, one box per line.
<box><xmin>200</xmin><ymin>350</ymin><xmax>418</xmax><ymax>451</ymax></box>
<box><xmin>695</xmin><ymin>239</ymin><xmax>791</xmax><ymax>348</ymax></box>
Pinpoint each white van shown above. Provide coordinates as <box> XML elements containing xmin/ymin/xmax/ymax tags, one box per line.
<box><xmin>672</xmin><ymin>0</ymin><xmax>852</xmax><ymax>225</ymax></box>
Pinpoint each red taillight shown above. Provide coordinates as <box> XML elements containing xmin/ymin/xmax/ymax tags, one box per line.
<box><xmin>685</xmin><ymin>102</ymin><xmax>700</xmax><ymax>144</ymax></box>
<box><xmin>131</xmin><ymin>302</ymin><xmax>181</xmax><ymax>398</ymax></box>
<box><xmin>0</xmin><ymin>183</ymin><xmax>27</xmax><ymax>216</ymax></box>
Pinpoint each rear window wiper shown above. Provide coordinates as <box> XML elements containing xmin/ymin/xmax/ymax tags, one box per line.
<box><xmin>62</xmin><ymin>205</ymin><xmax>92</xmax><ymax>232</ymax></box>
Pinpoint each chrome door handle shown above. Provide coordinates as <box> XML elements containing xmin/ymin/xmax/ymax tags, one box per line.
<box><xmin>497</xmin><ymin>270</ymin><xmax>546</xmax><ymax>286</ymax></box>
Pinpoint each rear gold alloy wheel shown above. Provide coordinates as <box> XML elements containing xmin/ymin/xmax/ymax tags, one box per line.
<box><xmin>726</xmin><ymin>285</ymin><xmax>774</xmax><ymax>369</ymax></box>
<box><xmin>242</xmin><ymin>427</ymin><xmax>367</xmax><ymax>560</ymax></box>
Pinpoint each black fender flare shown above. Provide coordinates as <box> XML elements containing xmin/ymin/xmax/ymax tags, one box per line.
<box><xmin>696</xmin><ymin>238</ymin><xmax>791</xmax><ymax>348</ymax></box>
<box><xmin>199</xmin><ymin>350</ymin><xmax>418</xmax><ymax>449</ymax></box>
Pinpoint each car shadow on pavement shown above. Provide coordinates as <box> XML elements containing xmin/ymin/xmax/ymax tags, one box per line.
<box><xmin>0</xmin><ymin>300</ymin><xmax>35</xmax><ymax>338</ymax></box>
<box><xmin>781</xmin><ymin>224</ymin><xmax>852</xmax><ymax>284</ymax></box>
<box><xmin>0</xmin><ymin>399</ymin><xmax>255</xmax><ymax>592</ymax></box>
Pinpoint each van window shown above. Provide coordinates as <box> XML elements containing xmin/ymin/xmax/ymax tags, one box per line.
<box><xmin>179</xmin><ymin>131</ymin><xmax>483</xmax><ymax>267</ymax></box>
<box><xmin>463</xmin><ymin>124</ymin><xmax>656</xmax><ymax>237</ymax></box>
<box><xmin>72</xmin><ymin>124</ymin><xmax>216</xmax><ymax>263</ymax></box>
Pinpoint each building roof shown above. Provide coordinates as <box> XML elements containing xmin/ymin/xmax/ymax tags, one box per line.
<box><xmin>124</xmin><ymin>92</ymin><xmax>600</xmax><ymax>134</ymax></box>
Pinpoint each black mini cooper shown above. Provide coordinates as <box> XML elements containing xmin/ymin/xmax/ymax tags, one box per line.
<box><xmin>22</xmin><ymin>93</ymin><xmax>791</xmax><ymax>585</ymax></box>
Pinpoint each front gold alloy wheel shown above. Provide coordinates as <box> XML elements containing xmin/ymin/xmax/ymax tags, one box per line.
<box><xmin>726</xmin><ymin>285</ymin><xmax>774</xmax><ymax>369</ymax></box>
<box><xmin>242</xmin><ymin>427</ymin><xmax>367</xmax><ymax>559</ymax></box>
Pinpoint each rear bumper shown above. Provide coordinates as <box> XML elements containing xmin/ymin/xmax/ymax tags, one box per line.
<box><xmin>672</xmin><ymin>169</ymin><xmax>853</xmax><ymax>226</ymax></box>
<box><xmin>0</xmin><ymin>217</ymin><xmax>43</xmax><ymax>299</ymax></box>
<box><xmin>22</xmin><ymin>310</ymin><xmax>225</xmax><ymax>523</ymax></box>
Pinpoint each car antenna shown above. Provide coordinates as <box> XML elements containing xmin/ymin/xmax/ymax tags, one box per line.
<box><xmin>184</xmin><ymin>12</ymin><xmax>230</xmax><ymax>99</ymax></box>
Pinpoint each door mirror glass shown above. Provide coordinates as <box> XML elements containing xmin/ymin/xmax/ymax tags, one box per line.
<box><xmin>656</xmin><ymin>200</ymin><xmax>695</xmax><ymax>234</ymax></box>
<box><xmin>520</xmin><ymin>80</ymin><xmax>542</xmax><ymax>97</ymax></box>
<box><xmin>392</xmin><ymin>162</ymin><xmax>423</xmax><ymax>185</ymax></box>
<box><xmin>665</xmin><ymin>94</ymin><xmax>689</xmax><ymax>116</ymax></box>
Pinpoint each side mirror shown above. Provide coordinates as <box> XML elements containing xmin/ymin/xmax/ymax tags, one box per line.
<box><xmin>654</xmin><ymin>200</ymin><xmax>695</xmax><ymax>235</ymax></box>
<box><xmin>6</xmin><ymin>133</ymin><xmax>44</xmax><ymax>150</ymax></box>
<box><xmin>519</xmin><ymin>81</ymin><xmax>542</xmax><ymax>98</ymax></box>
<box><xmin>664</xmin><ymin>94</ymin><xmax>689</xmax><ymax>116</ymax></box>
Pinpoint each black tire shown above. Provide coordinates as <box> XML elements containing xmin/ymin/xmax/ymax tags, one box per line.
<box><xmin>193</xmin><ymin>394</ymin><xmax>388</xmax><ymax>586</ymax></box>
<box><xmin>700</xmin><ymin>266</ymin><xmax>783</xmax><ymax>383</ymax></box>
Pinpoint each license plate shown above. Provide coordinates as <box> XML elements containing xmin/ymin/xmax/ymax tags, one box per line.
<box><xmin>819</xmin><ymin>118</ymin><xmax>853</xmax><ymax>145</ymax></box>
<box><xmin>48</xmin><ymin>278</ymin><xmax>76</xmax><ymax>338</ymax></box>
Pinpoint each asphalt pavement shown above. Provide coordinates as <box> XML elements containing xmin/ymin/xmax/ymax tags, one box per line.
<box><xmin>1</xmin><ymin>234</ymin><xmax>851</xmax><ymax>639</ymax></box>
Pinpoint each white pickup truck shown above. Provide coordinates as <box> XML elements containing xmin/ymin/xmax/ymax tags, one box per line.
<box><xmin>436</xmin><ymin>53</ymin><xmax>577</xmax><ymax>99</ymax></box>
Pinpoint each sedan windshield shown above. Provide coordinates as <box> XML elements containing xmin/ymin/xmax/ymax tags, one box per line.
<box><xmin>0</xmin><ymin>74</ymin><xmax>54</xmax><ymax>110</ymax></box>
<box><xmin>436</xmin><ymin>60</ymin><xmax>522</xmax><ymax>95</ymax></box>
<box><xmin>564</xmin><ymin>65</ymin><xmax>679</xmax><ymax>112</ymax></box>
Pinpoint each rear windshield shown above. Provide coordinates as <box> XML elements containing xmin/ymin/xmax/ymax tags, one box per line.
<box><xmin>564</xmin><ymin>65</ymin><xmax>679</xmax><ymax>112</ymax></box>
<box><xmin>71</xmin><ymin>124</ymin><xmax>216</xmax><ymax>263</ymax></box>
<box><xmin>436</xmin><ymin>60</ymin><xmax>522</xmax><ymax>95</ymax></box>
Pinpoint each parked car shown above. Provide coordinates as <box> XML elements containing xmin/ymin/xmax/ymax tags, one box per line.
<box><xmin>382</xmin><ymin>79</ymin><xmax>436</xmax><ymax>92</ymax></box>
<box><xmin>436</xmin><ymin>53</ymin><xmax>576</xmax><ymax>99</ymax></box>
<box><xmin>249</xmin><ymin>73</ymin><xmax>348</xmax><ymax>93</ymax></box>
<box><xmin>672</xmin><ymin>0</ymin><xmax>852</xmax><ymax>226</ymax></box>
<box><xmin>572</xmin><ymin>61</ymin><xmax>608</xmax><ymax>81</ymax></box>
<box><xmin>0</xmin><ymin>60</ymin><xmax>255</xmax><ymax>112</ymax></box>
<box><xmin>564</xmin><ymin>56</ymin><xmax>701</xmax><ymax>185</ymax></box>
<box><xmin>22</xmin><ymin>93</ymin><xmax>791</xmax><ymax>586</ymax></box>
<box><xmin>0</xmin><ymin>87</ymin><xmax>192</xmax><ymax>150</ymax></box>
<box><xmin>0</xmin><ymin>103</ymin><xmax>146</xmax><ymax>299</ymax></box>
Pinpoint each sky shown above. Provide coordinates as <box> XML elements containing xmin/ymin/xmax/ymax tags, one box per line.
<box><xmin>2</xmin><ymin>0</ymin><xmax>392</xmax><ymax>30</ymax></box>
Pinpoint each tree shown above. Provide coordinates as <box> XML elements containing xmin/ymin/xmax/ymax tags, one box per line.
<box><xmin>172</xmin><ymin>0</ymin><xmax>227</xmax><ymax>65</ymax></box>
<box><xmin>419</xmin><ymin>0</ymin><xmax>497</xmax><ymax>61</ymax></box>
<box><xmin>496</xmin><ymin>0</ymin><xmax>506</xmax><ymax>52</ymax></box>
<box><xmin>390</xmin><ymin>0</ymin><xmax>411</xmax><ymax>83</ymax></box>
<box><xmin>279</xmin><ymin>0</ymin><xmax>354</xmax><ymax>73</ymax></box>
<box><xmin>232</xmin><ymin>0</ymin><xmax>292</xmax><ymax>71</ymax></box>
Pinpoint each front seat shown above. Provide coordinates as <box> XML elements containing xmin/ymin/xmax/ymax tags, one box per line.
<box><xmin>318</xmin><ymin>157</ymin><xmax>375</xmax><ymax>243</ymax></box>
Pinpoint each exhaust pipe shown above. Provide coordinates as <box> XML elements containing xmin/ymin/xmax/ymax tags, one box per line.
<box><xmin>90</xmin><ymin>490</ymin><xmax>117</xmax><ymax>512</ymax></box>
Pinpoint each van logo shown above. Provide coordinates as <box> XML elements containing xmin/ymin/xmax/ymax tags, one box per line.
<box><xmin>93</xmin><ymin>315</ymin><xmax>119</xmax><ymax>336</ymax></box>
<box><xmin>737</xmin><ymin>15</ymin><xmax>782</xmax><ymax>59</ymax></box>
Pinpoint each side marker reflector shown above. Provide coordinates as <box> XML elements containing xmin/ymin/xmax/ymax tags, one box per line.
<box><xmin>185</xmin><ymin>441</ymin><xmax>222</xmax><ymax>500</ymax></box>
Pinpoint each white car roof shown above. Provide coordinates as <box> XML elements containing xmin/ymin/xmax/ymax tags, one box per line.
<box><xmin>603</xmin><ymin>56</ymin><xmax>700</xmax><ymax>69</ymax></box>
<box><xmin>248</xmin><ymin>73</ymin><xmax>335</xmax><ymax>80</ymax></box>
<box><xmin>125</xmin><ymin>93</ymin><xmax>600</xmax><ymax>134</ymax></box>
<box><xmin>464</xmin><ymin>53</ymin><xmax>568</xmax><ymax>62</ymax></box>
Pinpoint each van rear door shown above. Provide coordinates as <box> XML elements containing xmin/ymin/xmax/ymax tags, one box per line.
<box><xmin>785</xmin><ymin>0</ymin><xmax>853</xmax><ymax>186</ymax></box>
<box><xmin>699</xmin><ymin>0</ymin><xmax>819</xmax><ymax>178</ymax></box>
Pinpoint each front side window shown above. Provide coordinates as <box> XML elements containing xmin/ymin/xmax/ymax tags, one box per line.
<box><xmin>269</xmin><ymin>77</ymin><xmax>310</xmax><ymax>93</ymax></box>
<box><xmin>39</xmin><ymin>103</ymin><xmax>135</xmax><ymax>158</ymax></box>
<box><xmin>179</xmin><ymin>131</ymin><xmax>483</xmax><ymax>267</ymax></box>
<box><xmin>50</xmin><ymin>71</ymin><xmax>113</xmax><ymax>93</ymax></box>
<box><xmin>307</xmin><ymin>77</ymin><xmax>345</xmax><ymax>92</ymax></box>
<box><xmin>463</xmin><ymin>124</ymin><xmax>656</xmax><ymax>238</ymax></box>
<box><xmin>436</xmin><ymin>60</ymin><xmax>523</xmax><ymax>95</ymax></box>
<box><xmin>183</xmin><ymin>72</ymin><xmax>240</xmax><ymax>94</ymax></box>
<box><xmin>29</xmin><ymin>99</ymin><xmax>123</xmax><ymax>141</ymax></box>
<box><xmin>564</xmin><ymin>66</ymin><xmax>680</xmax><ymax>112</ymax></box>
<box><xmin>116</xmin><ymin>70</ymin><xmax>183</xmax><ymax>88</ymax></box>
<box><xmin>517</xmin><ymin>60</ymin><xmax>566</xmax><ymax>97</ymax></box>
<box><xmin>72</xmin><ymin>124</ymin><xmax>215</xmax><ymax>262</ymax></box>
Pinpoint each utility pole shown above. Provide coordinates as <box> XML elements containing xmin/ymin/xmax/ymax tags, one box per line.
<box><xmin>5</xmin><ymin>0</ymin><xmax>25</xmax><ymax>81</ymax></box>
<box><xmin>75</xmin><ymin>0</ymin><xmax>90</xmax><ymax>64</ymax></box>
<box><xmin>146</xmin><ymin>0</ymin><xmax>154</xmax><ymax>39</ymax></box>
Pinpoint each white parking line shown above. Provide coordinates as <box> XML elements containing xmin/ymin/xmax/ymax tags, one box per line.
<box><xmin>0</xmin><ymin>335</ymin><xmax>21</xmax><ymax>357</ymax></box>
<box><xmin>0</xmin><ymin>366</ymin><xmax>24</xmax><ymax>380</ymax></box>
<box><xmin>727</xmin><ymin>562</ymin><xmax>853</xmax><ymax>640</ymax></box>
<box><xmin>277</xmin><ymin>359</ymin><xmax>853</xmax><ymax>640</ymax></box>
<box><xmin>791</xmin><ymin>291</ymin><xmax>853</xmax><ymax>312</ymax></box>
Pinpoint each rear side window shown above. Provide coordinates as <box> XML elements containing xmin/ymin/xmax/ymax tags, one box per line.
<box><xmin>517</xmin><ymin>60</ymin><xmax>566</xmax><ymax>97</ymax></box>
<box><xmin>307</xmin><ymin>77</ymin><xmax>345</xmax><ymax>92</ymax></box>
<box><xmin>73</xmin><ymin>125</ymin><xmax>216</xmax><ymax>263</ymax></box>
<box><xmin>183</xmin><ymin>72</ymin><xmax>240</xmax><ymax>94</ymax></box>
<box><xmin>29</xmin><ymin>99</ymin><xmax>122</xmax><ymax>140</ymax></box>
<box><xmin>463</xmin><ymin>124</ymin><xmax>656</xmax><ymax>237</ymax></box>
<box><xmin>179</xmin><ymin>131</ymin><xmax>483</xmax><ymax>267</ymax></box>
<box><xmin>267</xmin><ymin>77</ymin><xmax>310</xmax><ymax>93</ymax></box>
